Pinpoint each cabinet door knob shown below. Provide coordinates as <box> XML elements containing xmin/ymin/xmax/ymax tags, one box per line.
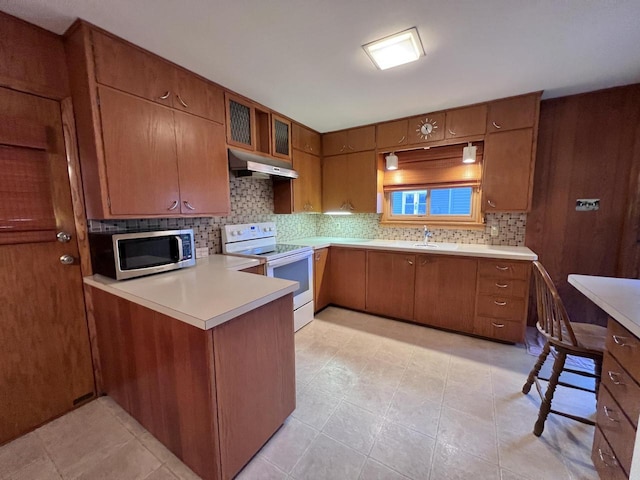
<box><xmin>491</xmin><ymin>322</ymin><xmax>505</xmax><ymax>328</ymax></box>
<box><xmin>607</xmin><ymin>371</ymin><xmax>625</xmax><ymax>385</ymax></box>
<box><xmin>348</xmin><ymin>145</ymin><xmax>355</xmax><ymax>151</ymax></box>
<box><xmin>159</xmin><ymin>91</ymin><xmax>171</xmax><ymax>100</ymax></box>
<box><xmin>598</xmin><ymin>448</ymin><xmax>619</xmax><ymax>468</ymax></box>
<box><xmin>487</xmin><ymin>199</ymin><xmax>497</xmax><ymax>208</ymax></box>
<box><xmin>448</xmin><ymin>129</ymin><xmax>456</xmax><ymax>136</ymax></box>
<box><xmin>57</xmin><ymin>231</ymin><xmax>72</xmax><ymax>243</ymax></box>
<box><xmin>167</xmin><ymin>200</ymin><xmax>179</xmax><ymax>211</ymax></box>
<box><xmin>492</xmin><ymin>121</ymin><xmax>502</xmax><ymax>129</ymax></box>
<box><xmin>60</xmin><ymin>254</ymin><xmax>75</xmax><ymax>265</ymax></box>
<box><xmin>398</xmin><ymin>135</ymin><xmax>406</xmax><ymax>144</ymax></box>
<box><xmin>603</xmin><ymin>405</ymin><xmax>620</xmax><ymax>423</ymax></box>
<box><xmin>407</xmin><ymin>259</ymin><xmax>414</xmax><ymax>265</ymax></box>
<box><xmin>495</xmin><ymin>265</ymin><xmax>509</xmax><ymax>271</ymax></box>
<box><xmin>183</xmin><ymin>200</ymin><xmax>195</xmax><ymax>210</ymax></box>
<box><xmin>177</xmin><ymin>94</ymin><xmax>188</xmax><ymax>108</ymax></box>
<box><xmin>495</xmin><ymin>283</ymin><xmax>508</xmax><ymax>288</ymax></box>
<box><xmin>315</xmin><ymin>253</ymin><xmax>321</xmax><ymax>261</ymax></box>
<box><xmin>494</xmin><ymin>300</ymin><xmax>507</xmax><ymax>306</ymax></box>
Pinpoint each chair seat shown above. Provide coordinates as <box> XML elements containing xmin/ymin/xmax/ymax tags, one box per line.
<box><xmin>572</xmin><ymin>322</ymin><xmax>607</xmax><ymax>353</ymax></box>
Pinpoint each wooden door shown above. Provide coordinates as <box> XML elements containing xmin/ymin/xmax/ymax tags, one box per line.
<box><xmin>92</xmin><ymin>30</ymin><xmax>174</xmax><ymax>107</ymax></box>
<box><xmin>445</xmin><ymin>104</ymin><xmax>487</xmax><ymax>139</ymax></box>
<box><xmin>174</xmin><ymin>69</ymin><xmax>223</xmax><ymax>123</ymax></box>
<box><xmin>329</xmin><ymin>248</ymin><xmax>366</xmax><ymax>310</ymax></box>
<box><xmin>376</xmin><ymin>119</ymin><xmax>408</xmax><ymax>150</ymax></box>
<box><xmin>225</xmin><ymin>93</ymin><xmax>256</xmax><ymax>151</ymax></box>
<box><xmin>0</xmin><ymin>87</ymin><xmax>95</xmax><ymax>444</ymax></box>
<box><xmin>482</xmin><ymin>128</ymin><xmax>534</xmax><ymax>211</ymax></box>
<box><xmin>366</xmin><ymin>251</ymin><xmax>416</xmax><ymax>320</ymax></box>
<box><xmin>322</xmin><ymin>154</ymin><xmax>348</xmax><ymax>211</ymax></box>
<box><xmin>347</xmin><ymin>151</ymin><xmax>378</xmax><ymax>213</ymax></box>
<box><xmin>314</xmin><ymin>248</ymin><xmax>331</xmax><ymax>311</ymax></box>
<box><xmin>98</xmin><ymin>87</ymin><xmax>180</xmax><ymax>215</ymax></box>
<box><xmin>292</xmin><ymin>123</ymin><xmax>321</xmax><ymax>154</ymax></box>
<box><xmin>414</xmin><ymin>255</ymin><xmax>477</xmax><ymax>333</ymax></box>
<box><xmin>175</xmin><ymin>111</ymin><xmax>230</xmax><ymax>215</ymax></box>
<box><xmin>322</xmin><ymin>131</ymin><xmax>348</xmax><ymax>156</ymax></box>
<box><xmin>271</xmin><ymin>114</ymin><xmax>292</xmax><ymax>161</ymax></box>
<box><xmin>487</xmin><ymin>94</ymin><xmax>538</xmax><ymax>132</ymax></box>
<box><xmin>292</xmin><ymin>150</ymin><xmax>321</xmax><ymax>212</ymax></box>
<box><xmin>346</xmin><ymin>126</ymin><xmax>376</xmax><ymax>152</ymax></box>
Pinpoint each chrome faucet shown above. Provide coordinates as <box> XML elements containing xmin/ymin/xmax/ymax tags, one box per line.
<box><xmin>423</xmin><ymin>225</ymin><xmax>433</xmax><ymax>245</ymax></box>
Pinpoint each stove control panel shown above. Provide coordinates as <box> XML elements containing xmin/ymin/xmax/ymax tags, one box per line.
<box><xmin>222</xmin><ymin>222</ymin><xmax>277</xmax><ymax>244</ymax></box>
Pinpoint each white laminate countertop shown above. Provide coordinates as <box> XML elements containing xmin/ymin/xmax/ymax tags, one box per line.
<box><xmin>568</xmin><ymin>274</ymin><xmax>640</xmax><ymax>338</ymax></box>
<box><xmin>286</xmin><ymin>237</ymin><xmax>538</xmax><ymax>261</ymax></box>
<box><xmin>83</xmin><ymin>255</ymin><xmax>297</xmax><ymax>330</ymax></box>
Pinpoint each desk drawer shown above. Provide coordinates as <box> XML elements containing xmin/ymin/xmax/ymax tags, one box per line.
<box><xmin>597</xmin><ymin>386</ymin><xmax>635</xmax><ymax>476</ymax></box>
<box><xmin>476</xmin><ymin>295</ymin><xmax>525</xmax><ymax>320</ymax></box>
<box><xmin>478</xmin><ymin>260</ymin><xmax>530</xmax><ymax>280</ymax></box>
<box><xmin>473</xmin><ymin>317</ymin><xmax>524</xmax><ymax>343</ymax></box>
<box><xmin>478</xmin><ymin>277</ymin><xmax>528</xmax><ymax>297</ymax></box>
<box><xmin>592</xmin><ymin>427</ymin><xmax>628</xmax><ymax>480</ymax></box>
<box><xmin>602</xmin><ymin>352</ymin><xmax>640</xmax><ymax>428</ymax></box>
<box><xmin>606</xmin><ymin>320</ymin><xmax>640</xmax><ymax>382</ymax></box>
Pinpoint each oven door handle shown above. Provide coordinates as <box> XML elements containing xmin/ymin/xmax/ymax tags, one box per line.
<box><xmin>267</xmin><ymin>250</ymin><xmax>312</xmax><ymax>269</ymax></box>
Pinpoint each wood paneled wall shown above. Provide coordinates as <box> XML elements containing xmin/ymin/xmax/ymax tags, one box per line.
<box><xmin>0</xmin><ymin>11</ymin><xmax>69</xmax><ymax>99</ymax></box>
<box><xmin>526</xmin><ymin>84</ymin><xmax>640</xmax><ymax>325</ymax></box>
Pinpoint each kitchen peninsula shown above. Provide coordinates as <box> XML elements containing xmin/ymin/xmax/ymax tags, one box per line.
<box><xmin>84</xmin><ymin>255</ymin><xmax>298</xmax><ymax>480</ymax></box>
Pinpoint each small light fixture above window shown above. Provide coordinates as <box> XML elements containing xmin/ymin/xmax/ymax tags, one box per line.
<box><xmin>363</xmin><ymin>27</ymin><xmax>425</xmax><ymax>70</ymax></box>
<box><xmin>385</xmin><ymin>152</ymin><xmax>399</xmax><ymax>170</ymax></box>
<box><xmin>462</xmin><ymin>142</ymin><xmax>477</xmax><ymax>164</ymax></box>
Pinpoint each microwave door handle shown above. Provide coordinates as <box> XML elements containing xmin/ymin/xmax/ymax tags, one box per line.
<box><xmin>175</xmin><ymin>236</ymin><xmax>184</xmax><ymax>262</ymax></box>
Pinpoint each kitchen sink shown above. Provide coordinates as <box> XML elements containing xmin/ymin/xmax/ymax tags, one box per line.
<box><xmin>413</xmin><ymin>242</ymin><xmax>459</xmax><ymax>250</ymax></box>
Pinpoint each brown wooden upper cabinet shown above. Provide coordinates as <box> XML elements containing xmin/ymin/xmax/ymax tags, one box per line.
<box><xmin>376</xmin><ymin>119</ymin><xmax>408</xmax><ymax>150</ymax></box>
<box><xmin>322</xmin><ymin>151</ymin><xmax>380</xmax><ymax>213</ymax></box>
<box><xmin>487</xmin><ymin>93</ymin><xmax>539</xmax><ymax>132</ymax></box>
<box><xmin>225</xmin><ymin>93</ymin><xmax>256</xmax><ymax>151</ymax></box>
<box><xmin>271</xmin><ymin>114</ymin><xmax>292</xmax><ymax>160</ymax></box>
<box><xmin>407</xmin><ymin>112</ymin><xmax>446</xmax><ymax>145</ymax></box>
<box><xmin>292</xmin><ymin>123</ymin><xmax>321</xmax><ymax>154</ymax></box>
<box><xmin>273</xmin><ymin>149</ymin><xmax>321</xmax><ymax>213</ymax></box>
<box><xmin>444</xmin><ymin>104</ymin><xmax>487</xmax><ymax>139</ymax></box>
<box><xmin>323</xmin><ymin>125</ymin><xmax>376</xmax><ymax>156</ymax></box>
<box><xmin>92</xmin><ymin>30</ymin><xmax>224</xmax><ymax>123</ymax></box>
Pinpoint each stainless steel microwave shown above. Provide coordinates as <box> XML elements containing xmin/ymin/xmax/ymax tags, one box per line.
<box><xmin>89</xmin><ymin>229</ymin><xmax>196</xmax><ymax>280</ymax></box>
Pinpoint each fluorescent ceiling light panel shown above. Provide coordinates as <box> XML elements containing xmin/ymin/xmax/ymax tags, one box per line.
<box><xmin>363</xmin><ymin>27</ymin><xmax>424</xmax><ymax>70</ymax></box>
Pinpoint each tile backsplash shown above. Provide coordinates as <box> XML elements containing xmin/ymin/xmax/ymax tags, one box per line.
<box><xmin>88</xmin><ymin>177</ymin><xmax>526</xmax><ymax>251</ymax></box>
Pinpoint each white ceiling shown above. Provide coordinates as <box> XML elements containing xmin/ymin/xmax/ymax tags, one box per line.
<box><xmin>3</xmin><ymin>0</ymin><xmax>640</xmax><ymax>132</ymax></box>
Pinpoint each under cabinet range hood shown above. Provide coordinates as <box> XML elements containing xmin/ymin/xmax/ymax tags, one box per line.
<box><xmin>228</xmin><ymin>148</ymin><xmax>298</xmax><ymax>179</ymax></box>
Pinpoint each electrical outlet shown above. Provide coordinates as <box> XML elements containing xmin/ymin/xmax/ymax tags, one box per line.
<box><xmin>490</xmin><ymin>225</ymin><xmax>499</xmax><ymax>237</ymax></box>
<box><xmin>576</xmin><ymin>199</ymin><xmax>600</xmax><ymax>211</ymax></box>
<box><xmin>195</xmin><ymin>247</ymin><xmax>209</xmax><ymax>258</ymax></box>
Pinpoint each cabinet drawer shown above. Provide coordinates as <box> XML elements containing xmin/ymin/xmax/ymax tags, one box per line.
<box><xmin>597</xmin><ymin>386</ymin><xmax>635</xmax><ymax>476</ymax></box>
<box><xmin>476</xmin><ymin>295</ymin><xmax>525</xmax><ymax>320</ymax></box>
<box><xmin>478</xmin><ymin>277</ymin><xmax>527</xmax><ymax>297</ymax></box>
<box><xmin>478</xmin><ymin>260</ymin><xmax>530</xmax><ymax>280</ymax></box>
<box><xmin>606</xmin><ymin>320</ymin><xmax>640</xmax><ymax>382</ymax></box>
<box><xmin>602</xmin><ymin>352</ymin><xmax>640</xmax><ymax>428</ymax></box>
<box><xmin>473</xmin><ymin>317</ymin><xmax>524</xmax><ymax>343</ymax></box>
<box><xmin>592</xmin><ymin>427</ymin><xmax>629</xmax><ymax>480</ymax></box>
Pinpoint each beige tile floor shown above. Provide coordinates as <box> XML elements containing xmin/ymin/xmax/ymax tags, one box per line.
<box><xmin>0</xmin><ymin>307</ymin><xmax>598</xmax><ymax>480</ymax></box>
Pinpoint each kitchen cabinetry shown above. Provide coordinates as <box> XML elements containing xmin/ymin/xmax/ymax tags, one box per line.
<box><xmin>240</xmin><ymin>265</ymin><xmax>265</xmax><ymax>275</ymax></box>
<box><xmin>292</xmin><ymin>122</ymin><xmax>321</xmax><ymax>155</ymax></box>
<box><xmin>473</xmin><ymin>259</ymin><xmax>530</xmax><ymax>342</ymax></box>
<box><xmin>322</xmin><ymin>151</ymin><xmax>381</xmax><ymax>213</ymax></box>
<box><xmin>91</xmin><ymin>287</ymin><xmax>294</xmax><ymax>480</ymax></box>
<box><xmin>329</xmin><ymin>248</ymin><xmax>366</xmax><ymax>310</ymax></box>
<box><xmin>377</xmin><ymin>119</ymin><xmax>408</xmax><ymax>150</ymax></box>
<box><xmin>273</xmin><ymin>145</ymin><xmax>322</xmax><ymax>213</ymax></box>
<box><xmin>445</xmin><ymin>104</ymin><xmax>487</xmax><ymax>139</ymax></box>
<box><xmin>98</xmin><ymin>87</ymin><xmax>229</xmax><ymax>216</ymax></box>
<box><xmin>366</xmin><ymin>251</ymin><xmax>416</xmax><ymax>320</ymax></box>
<box><xmin>323</xmin><ymin>125</ymin><xmax>376</xmax><ymax>156</ymax></box>
<box><xmin>92</xmin><ymin>30</ymin><xmax>224</xmax><ymax>123</ymax></box>
<box><xmin>314</xmin><ymin>248</ymin><xmax>331</xmax><ymax>312</ymax></box>
<box><xmin>483</xmin><ymin>92</ymin><xmax>540</xmax><ymax>212</ymax></box>
<box><xmin>593</xmin><ymin>319</ymin><xmax>640</xmax><ymax>479</ymax></box>
<box><xmin>414</xmin><ymin>255</ymin><xmax>477</xmax><ymax>333</ymax></box>
<box><xmin>407</xmin><ymin>112</ymin><xmax>446</xmax><ymax>145</ymax></box>
<box><xmin>65</xmin><ymin>22</ymin><xmax>230</xmax><ymax>218</ymax></box>
<box><xmin>271</xmin><ymin>114</ymin><xmax>292</xmax><ymax>160</ymax></box>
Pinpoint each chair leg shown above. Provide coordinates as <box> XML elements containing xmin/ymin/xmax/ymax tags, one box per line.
<box><xmin>533</xmin><ymin>350</ymin><xmax>567</xmax><ymax>437</ymax></box>
<box><xmin>594</xmin><ymin>356</ymin><xmax>603</xmax><ymax>399</ymax></box>
<box><xmin>522</xmin><ymin>342</ymin><xmax>551</xmax><ymax>394</ymax></box>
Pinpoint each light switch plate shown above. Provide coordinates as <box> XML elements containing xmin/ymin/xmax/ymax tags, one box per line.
<box><xmin>490</xmin><ymin>225</ymin><xmax>499</xmax><ymax>237</ymax></box>
<box><xmin>195</xmin><ymin>247</ymin><xmax>209</xmax><ymax>258</ymax></box>
<box><xmin>576</xmin><ymin>199</ymin><xmax>600</xmax><ymax>211</ymax></box>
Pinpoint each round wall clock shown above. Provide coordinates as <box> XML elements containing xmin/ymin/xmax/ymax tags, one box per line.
<box><xmin>416</xmin><ymin>118</ymin><xmax>439</xmax><ymax>140</ymax></box>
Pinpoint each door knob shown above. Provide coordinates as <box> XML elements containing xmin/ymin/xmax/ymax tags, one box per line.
<box><xmin>57</xmin><ymin>231</ymin><xmax>72</xmax><ymax>243</ymax></box>
<box><xmin>60</xmin><ymin>254</ymin><xmax>75</xmax><ymax>265</ymax></box>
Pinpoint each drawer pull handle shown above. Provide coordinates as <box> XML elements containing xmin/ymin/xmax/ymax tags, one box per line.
<box><xmin>491</xmin><ymin>322</ymin><xmax>505</xmax><ymax>328</ymax></box>
<box><xmin>495</xmin><ymin>283</ymin><xmax>508</xmax><ymax>288</ymax></box>
<box><xmin>487</xmin><ymin>199</ymin><xmax>497</xmax><ymax>208</ymax></box>
<box><xmin>612</xmin><ymin>335</ymin><xmax>635</xmax><ymax>347</ymax></box>
<box><xmin>315</xmin><ymin>254</ymin><xmax>321</xmax><ymax>261</ymax></box>
<box><xmin>494</xmin><ymin>300</ymin><xmax>507</xmax><ymax>306</ymax></box>
<box><xmin>495</xmin><ymin>265</ymin><xmax>510</xmax><ymax>271</ymax></box>
<box><xmin>598</xmin><ymin>448</ymin><xmax>619</xmax><ymax>468</ymax></box>
<box><xmin>607</xmin><ymin>371</ymin><xmax>626</xmax><ymax>385</ymax></box>
<box><xmin>167</xmin><ymin>200</ymin><xmax>179</xmax><ymax>211</ymax></box>
<box><xmin>159</xmin><ymin>91</ymin><xmax>171</xmax><ymax>100</ymax></box>
<box><xmin>398</xmin><ymin>135</ymin><xmax>406</xmax><ymax>144</ymax></box>
<box><xmin>603</xmin><ymin>405</ymin><xmax>620</xmax><ymax>422</ymax></box>
<box><xmin>183</xmin><ymin>200</ymin><xmax>195</xmax><ymax>210</ymax></box>
<box><xmin>492</xmin><ymin>121</ymin><xmax>502</xmax><ymax>129</ymax></box>
<box><xmin>407</xmin><ymin>259</ymin><xmax>414</xmax><ymax>265</ymax></box>
<box><xmin>177</xmin><ymin>94</ymin><xmax>189</xmax><ymax>108</ymax></box>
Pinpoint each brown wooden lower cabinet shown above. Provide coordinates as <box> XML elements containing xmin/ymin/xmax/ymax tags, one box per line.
<box><xmin>414</xmin><ymin>255</ymin><xmax>477</xmax><ymax>333</ymax></box>
<box><xmin>366</xmin><ymin>251</ymin><xmax>416</xmax><ymax>320</ymax></box>
<box><xmin>314</xmin><ymin>247</ymin><xmax>331</xmax><ymax>312</ymax></box>
<box><xmin>91</xmin><ymin>287</ymin><xmax>295</xmax><ymax>480</ymax></box>
<box><xmin>240</xmin><ymin>264</ymin><xmax>265</xmax><ymax>275</ymax></box>
<box><xmin>329</xmin><ymin>247</ymin><xmax>366</xmax><ymax>310</ymax></box>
